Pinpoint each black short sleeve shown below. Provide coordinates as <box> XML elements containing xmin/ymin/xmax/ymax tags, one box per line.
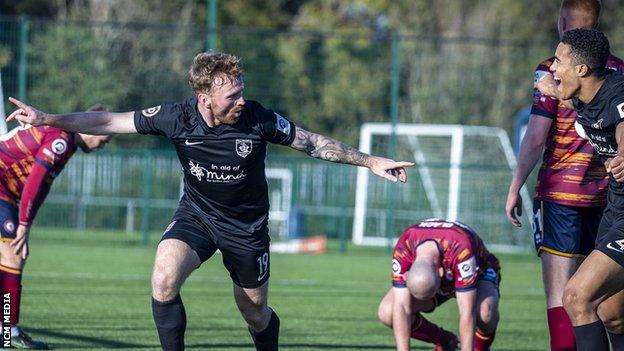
<box><xmin>248</xmin><ymin>101</ymin><xmax>296</xmax><ymax>145</ymax></box>
<box><xmin>134</xmin><ymin>103</ymin><xmax>184</xmax><ymax>138</ymax></box>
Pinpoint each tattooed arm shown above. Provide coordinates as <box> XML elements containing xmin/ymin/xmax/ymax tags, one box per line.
<box><xmin>290</xmin><ymin>126</ymin><xmax>414</xmax><ymax>183</ymax></box>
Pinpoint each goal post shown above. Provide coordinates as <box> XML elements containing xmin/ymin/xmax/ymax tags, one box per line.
<box><xmin>352</xmin><ymin>123</ymin><xmax>533</xmax><ymax>251</ymax></box>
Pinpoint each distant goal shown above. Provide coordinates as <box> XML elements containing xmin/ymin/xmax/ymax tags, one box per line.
<box><xmin>352</xmin><ymin>123</ymin><xmax>533</xmax><ymax>251</ymax></box>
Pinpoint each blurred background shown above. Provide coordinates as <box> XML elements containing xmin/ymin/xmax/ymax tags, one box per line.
<box><xmin>1</xmin><ymin>0</ymin><xmax>623</xmax><ymax>250</ymax></box>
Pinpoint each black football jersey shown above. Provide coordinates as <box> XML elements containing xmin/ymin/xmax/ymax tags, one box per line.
<box><xmin>574</xmin><ymin>72</ymin><xmax>624</xmax><ymax>195</ymax></box>
<box><xmin>134</xmin><ymin>98</ymin><xmax>296</xmax><ymax>234</ymax></box>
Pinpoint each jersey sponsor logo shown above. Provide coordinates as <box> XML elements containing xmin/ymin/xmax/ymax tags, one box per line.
<box><xmin>188</xmin><ymin>160</ymin><xmax>247</xmax><ymax>183</ymax></box>
<box><xmin>236</xmin><ymin>139</ymin><xmax>253</xmax><ymax>158</ymax></box>
<box><xmin>617</xmin><ymin>102</ymin><xmax>624</xmax><ymax>119</ymax></box>
<box><xmin>51</xmin><ymin>139</ymin><xmax>67</xmax><ymax>155</ymax></box>
<box><xmin>275</xmin><ymin>113</ymin><xmax>291</xmax><ymax>135</ymax></box>
<box><xmin>391</xmin><ymin>259</ymin><xmax>401</xmax><ymax>274</ymax></box>
<box><xmin>591</xmin><ymin>118</ymin><xmax>604</xmax><ymax>129</ymax></box>
<box><xmin>606</xmin><ymin>239</ymin><xmax>624</xmax><ymax>254</ymax></box>
<box><xmin>184</xmin><ymin>140</ymin><xmax>203</xmax><ymax>146</ymax></box>
<box><xmin>3</xmin><ymin>220</ymin><xmax>15</xmax><ymax>234</ymax></box>
<box><xmin>141</xmin><ymin>105</ymin><xmax>161</xmax><ymax>117</ymax></box>
<box><xmin>457</xmin><ymin>256</ymin><xmax>477</xmax><ymax>279</ymax></box>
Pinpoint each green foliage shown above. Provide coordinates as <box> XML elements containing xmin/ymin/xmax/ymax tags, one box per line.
<box><xmin>0</xmin><ymin>44</ymin><xmax>11</xmax><ymax>68</ymax></box>
<box><xmin>4</xmin><ymin>0</ymin><xmax>624</xmax><ymax>146</ymax></box>
<box><xmin>28</xmin><ymin>22</ymin><xmax>129</xmax><ymax>112</ymax></box>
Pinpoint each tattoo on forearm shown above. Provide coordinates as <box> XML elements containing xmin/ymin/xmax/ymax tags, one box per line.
<box><xmin>291</xmin><ymin>127</ymin><xmax>371</xmax><ymax>167</ymax></box>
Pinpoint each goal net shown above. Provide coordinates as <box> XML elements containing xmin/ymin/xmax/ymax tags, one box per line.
<box><xmin>352</xmin><ymin>123</ymin><xmax>533</xmax><ymax>251</ymax></box>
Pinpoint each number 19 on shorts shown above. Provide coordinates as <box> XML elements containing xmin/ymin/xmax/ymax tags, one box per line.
<box><xmin>257</xmin><ymin>252</ymin><xmax>269</xmax><ymax>281</ymax></box>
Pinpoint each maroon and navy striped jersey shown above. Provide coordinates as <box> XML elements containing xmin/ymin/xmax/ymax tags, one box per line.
<box><xmin>0</xmin><ymin>125</ymin><xmax>76</xmax><ymax>225</ymax></box>
<box><xmin>391</xmin><ymin>219</ymin><xmax>500</xmax><ymax>297</ymax></box>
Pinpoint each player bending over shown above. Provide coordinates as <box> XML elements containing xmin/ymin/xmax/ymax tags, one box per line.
<box><xmin>377</xmin><ymin>219</ymin><xmax>500</xmax><ymax>351</ymax></box>
<box><xmin>0</xmin><ymin>106</ymin><xmax>111</xmax><ymax>349</ymax></box>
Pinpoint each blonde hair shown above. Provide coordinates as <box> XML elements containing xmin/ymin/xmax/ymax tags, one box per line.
<box><xmin>188</xmin><ymin>51</ymin><xmax>243</xmax><ymax>94</ymax></box>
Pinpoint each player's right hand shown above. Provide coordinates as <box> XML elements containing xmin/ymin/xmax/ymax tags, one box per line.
<box><xmin>505</xmin><ymin>191</ymin><xmax>522</xmax><ymax>227</ymax></box>
<box><xmin>10</xmin><ymin>224</ymin><xmax>30</xmax><ymax>259</ymax></box>
<box><xmin>607</xmin><ymin>155</ymin><xmax>624</xmax><ymax>182</ymax></box>
<box><xmin>7</xmin><ymin>97</ymin><xmax>48</xmax><ymax>127</ymax></box>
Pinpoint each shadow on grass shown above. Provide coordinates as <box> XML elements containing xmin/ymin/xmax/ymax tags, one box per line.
<box><xmin>187</xmin><ymin>343</ymin><xmax>424</xmax><ymax>350</ymax></box>
<box><xmin>26</xmin><ymin>327</ymin><xmax>157</xmax><ymax>349</ymax></box>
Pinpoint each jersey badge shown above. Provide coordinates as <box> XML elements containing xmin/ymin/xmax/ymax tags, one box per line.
<box><xmin>457</xmin><ymin>256</ymin><xmax>477</xmax><ymax>279</ymax></box>
<box><xmin>51</xmin><ymin>139</ymin><xmax>67</xmax><ymax>155</ymax></box>
<box><xmin>3</xmin><ymin>220</ymin><xmax>15</xmax><ymax>234</ymax></box>
<box><xmin>142</xmin><ymin>105</ymin><xmax>162</xmax><ymax>117</ymax></box>
<box><xmin>275</xmin><ymin>113</ymin><xmax>291</xmax><ymax>135</ymax></box>
<box><xmin>617</xmin><ymin>102</ymin><xmax>624</xmax><ymax>119</ymax></box>
<box><xmin>391</xmin><ymin>259</ymin><xmax>401</xmax><ymax>274</ymax></box>
<box><xmin>236</xmin><ymin>139</ymin><xmax>253</xmax><ymax>158</ymax></box>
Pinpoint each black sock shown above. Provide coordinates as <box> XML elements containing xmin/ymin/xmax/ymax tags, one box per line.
<box><xmin>248</xmin><ymin>309</ymin><xmax>280</xmax><ymax>351</ymax></box>
<box><xmin>152</xmin><ymin>295</ymin><xmax>187</xmax><ymax>351</ymax></box>
<box><xmin>573</xmin><ymin>320</ymin><xmax>608</xmax><ymax>351</ymax></box>
<box><xmin>609</xmin><ymin>331</ymin><xmax>624</xmax><ymax>351</ymax></box>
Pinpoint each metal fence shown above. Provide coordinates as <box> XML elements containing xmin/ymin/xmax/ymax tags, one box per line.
<box><xmin>1</xmin><ymin>16</ymin><xmax>598</xmax><ymax>137</ymax></box>
<box><xmin>0</xmin><ymin>16</ymin><xmax>582</xmax><ymax>248</ymax></box>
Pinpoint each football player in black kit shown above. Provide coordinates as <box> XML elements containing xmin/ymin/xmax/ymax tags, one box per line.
<box><xmin>6</xmin><ymin>52</ymin><xmax>414</xmax><ymax>351</ymax></box>
<box><xmin>535</xmin><ymin>28</ymin><xmax>624</xmax><ymax>351</ymax></box>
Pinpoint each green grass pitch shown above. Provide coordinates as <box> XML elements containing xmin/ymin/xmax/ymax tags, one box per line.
<box><xmin>16</xmin><ymin>228</ymin><xmax>548</xmax><ymax>350</ymax></box>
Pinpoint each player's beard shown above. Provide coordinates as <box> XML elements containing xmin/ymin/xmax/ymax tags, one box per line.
<box><xmin>217</xmin><ymin>107</ymin><xmax>242</xmax><ymax>125</ymax></box>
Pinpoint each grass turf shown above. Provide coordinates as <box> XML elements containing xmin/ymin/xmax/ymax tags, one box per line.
<box><xmin>15</xmin><ymin>228</ymin><xmax>547</xmax><ymax>350</ymax></box>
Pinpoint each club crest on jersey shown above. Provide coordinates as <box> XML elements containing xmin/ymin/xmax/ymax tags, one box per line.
<box><xmin>3</xmin><ymin>220</ymin><xmax>15</xmax><ymax>234</ymax></box>
<box><xmin>51</xmin><ymin>139</ymin><xmax>67</xmax><ymax>155</ymax></box>
<box><xmin>236</xmin><ymin>139</ymin><xmax>253</xmax><ymax>158</ymax></box>
<box><xmin>142</xmin><ymin>105</ymin><xmax>161</xmax><ymax>117</ymax></box>
<box><xmin>617</xmin><ymin>102</ymin><xmax>624</xmax><ymax>119</ymax></box>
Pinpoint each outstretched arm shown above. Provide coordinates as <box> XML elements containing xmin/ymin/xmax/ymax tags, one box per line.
<box><xmin>289</xmin><ymin>125</ymin><xmax>414</xmax><ymax>182</ymax></box>
<box><xmin>7</xmin><ymin>97</ymin><xmax>136</xmax><ymax>134</ymax></box>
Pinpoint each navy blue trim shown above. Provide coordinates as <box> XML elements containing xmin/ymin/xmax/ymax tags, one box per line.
<box><xmin>455</xmin><ymin>285</ymin><xmax>477</xmax><ymax>292</ymax></box>
<box><xmin>34</xmin><ymin>157</ymin><xmax>53</xmax><ymax>171</ymax></box>
<box><xmin>529</xmin><ymin>107</ymin><xmax>555</xmax><ymax>120</ymax></box>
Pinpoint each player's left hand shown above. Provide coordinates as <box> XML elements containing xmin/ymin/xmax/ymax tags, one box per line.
<box><xmin>368</xmin><ymin>157</ymin><xmax>414</xmax><ymax>183</ymax></box>
<box><xmin>10</xmin><ymin>224</ymin><xmax>30</xmax><ymax>259</ymax></box>
<box><xmin>607</xmin><ymin>155</ymin><xmax>624</xmax><ymax>182</ymax></box>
